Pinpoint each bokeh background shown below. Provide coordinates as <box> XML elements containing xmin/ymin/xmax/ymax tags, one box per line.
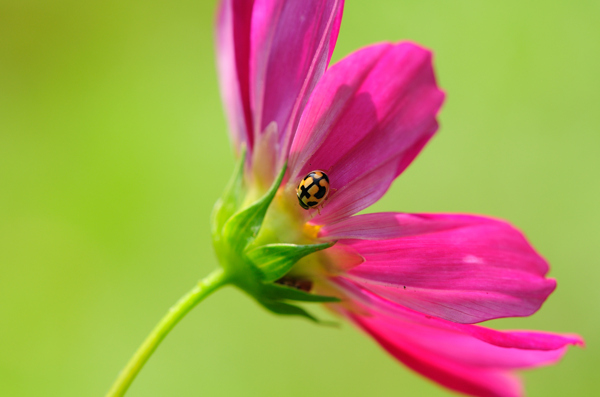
<box><xmin>1</xmin><ymin>0</ymin><xmax>598</xmax><ymax>396</ymax></box>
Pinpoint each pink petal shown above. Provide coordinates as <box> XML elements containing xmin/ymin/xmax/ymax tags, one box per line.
<box><xmin>250</xmin><ymin>0</ymin><xmax>344</xmax><ymax>164</ymax></box>
<box><xmin>287</xmin><ymin>42</ymin><xmax>444</xmax><ymax>225</ymax></box>
<box><xmin>321</xmin><ymin>213</ymin><xmax>557</xmax><ymax>324</ymax></box>
<box><xmin>215</xmin><ymin>0</ymin><xmax>255</xmax><ymax>153</ymax></box>
<box><xmin>320</xmin><ymin>212</ymin><xmax>489</xmax><ymax>240</ymax></box>
<box><xmin>336</xmin><ymin>278</ymin><xmax>584</xmax><ymax>350</ymax></box>
<box><xmin>334</xmin><ymin>280</ymin><xmax>582</xmax><ymax>397</ymax></box>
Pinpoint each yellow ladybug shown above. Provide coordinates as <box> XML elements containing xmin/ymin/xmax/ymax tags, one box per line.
<box><xmin>296</xmin><ymin>170</ymin><xmax>330</xmax><ymax>211</ymax></box>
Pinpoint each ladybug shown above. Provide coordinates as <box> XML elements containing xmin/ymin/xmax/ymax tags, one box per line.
<box><xmin>296</xmin><ymin>170</ymin><xmax>330</xmax><ymax>211</ymax></box>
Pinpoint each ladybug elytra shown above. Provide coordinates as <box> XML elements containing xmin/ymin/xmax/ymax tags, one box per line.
<box><xmin>296</xmin><ymin>170</ymin><xmax>330</xmax><ymax>211</ymax></box>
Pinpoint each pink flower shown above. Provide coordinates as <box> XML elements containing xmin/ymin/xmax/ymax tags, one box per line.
<box><xmin>214</xmin><ymin>1</ymin><xmax>583</xmax><ymax>396</ymax></box>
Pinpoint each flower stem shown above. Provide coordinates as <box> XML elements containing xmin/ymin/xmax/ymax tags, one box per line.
<box><xmin>105</xmin><ymin>268</ymin><xmax>230</xmax><ymax>397</ymax></box>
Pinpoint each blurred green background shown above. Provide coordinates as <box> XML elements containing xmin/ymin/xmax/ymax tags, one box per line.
<box><xmin>1</xmin><ymin>0</ymin><xmax>598</xmax><ymax>396</ymax></box>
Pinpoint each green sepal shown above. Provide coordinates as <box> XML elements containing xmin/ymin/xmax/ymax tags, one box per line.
<box><xmin>258</xmin><ymin>299</ymin><xmax>318</xmax><ymax>322</ymax></box>
<box><xmin>262</xmin><ymin>283</ymin><xmax>340</xmax><ymax>303</ymax></box>
<box><xmin>222</xmin><ymin>162</ymin><xmax>287</xmax><ymax>253</ymax></box>
<box><xmin>246</xmin><ymin>242</ymin><xmax>333</xmax><ymax>283</ymax></box>
<box><xmin>211</xmin><ymin>147</ymin><xmax>246</xmax><ymax>238</ymax></box>
<box><xmin>259</xmin><ymin>299</ymin><xmax>340</xmax><ymax>326</ymax></box>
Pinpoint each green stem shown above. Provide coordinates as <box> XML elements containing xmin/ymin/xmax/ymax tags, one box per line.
<box><xmin>106</xmin><ymin>268</ymin><xmax>230</xmax><ymax>397</ymax></box>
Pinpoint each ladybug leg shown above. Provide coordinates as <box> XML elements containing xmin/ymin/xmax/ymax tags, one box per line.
<box><xmin>327</xmin><ymin>188</ymin><xmax>338</xmax><ymax>201</ymax></box>
<box><xmin>317</xmin><ymin>206</ymin><xmax>321</xmax><ymax>216</ymax></box>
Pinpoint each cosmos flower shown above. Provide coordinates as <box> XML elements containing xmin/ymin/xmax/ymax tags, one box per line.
<box><xmin>213</xmin><ymin>1</ymin><xmax>583</xmax><ymax>397</ymax></box>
